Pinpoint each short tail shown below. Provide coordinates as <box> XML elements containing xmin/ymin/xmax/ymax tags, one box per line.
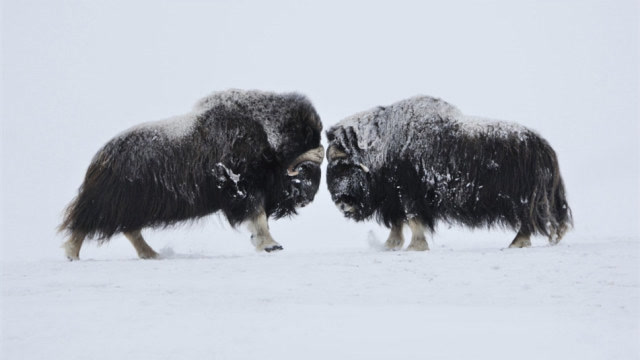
<box><xmin>529</xmin><ymin>146</ymin><xmax>573</xmax><ymax>244</ymax></box>
<box><xmin>547</xmin><ymin>172</ymin><xmax>572</xmax><ymax>244</ymax></box>
<box><xmin>59</xmin><ymin>195</ymin><xmax>79</xmax><ymax>235</ymax></box>
<box><xmin>58</xmin><ymin>158</ymin><xmax>120</xmax><ymax>242</ymax></box>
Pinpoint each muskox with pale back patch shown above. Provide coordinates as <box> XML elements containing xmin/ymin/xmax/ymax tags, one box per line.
<box><xmin>326</xmin><ymin>95</ymin><xmax>571</xmax><ymax>250</ymax></box>
<box><xmin>60</xmin><ymin>89</ymin><xmax>324</xmax><ymax>260</ymax></box>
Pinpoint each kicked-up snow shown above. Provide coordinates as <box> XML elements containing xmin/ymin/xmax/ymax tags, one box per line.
<box><xmin>1</xmin><ymin>235</ymin><xmax>638</xmax><ymax>360</ymax></box>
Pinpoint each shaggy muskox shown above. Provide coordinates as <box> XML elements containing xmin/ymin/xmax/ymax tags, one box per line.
<box><xmin>326</xmin><ymin>95</ymin><xmax>571</xmax><ymax>250</ymax></box>
<box><xmin>60</xmin><ymin>89</ymin><xmax>324</xmax><ymax>259</ymax></box>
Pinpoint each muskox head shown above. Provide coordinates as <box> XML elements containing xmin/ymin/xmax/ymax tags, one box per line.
<box><xmin>281</xmin><ymin>145</ymin><xmax>324</xmax><ymax>209</ymax></box>
<box><xmin>326</xmin><ymin>126</ymin><xmax>375</xmax><ymax>220</ymax></box>
<box><xmin>265</xmin><ymin>94</ymin><xmax>325</xmax><ymax>217</ymax></box>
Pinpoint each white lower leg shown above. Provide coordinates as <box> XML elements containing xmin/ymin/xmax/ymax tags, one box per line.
<box><xmin>407</xmin><ymin>218</ymin><xmax>429</xmax><ymax>251</ymax></box>
<box><xmin>124</xmin><ymin>230</ymin><xmax>158</xmax><ymax>259</ymax></box>
<box><xmin>384</xmin><ymin>223</ymin><xmax>404</xmax><ymax>250</ymax></box>
<box><xmin>63</xmin><ymin>231</ymin><xmax>86</xmax><ymax>261</ymax></box>
<box><xmin>508</xmin><ymin>231</ymin><xmax>531</xmax><ymax>248</ymax></box>
<box><xmin>247</xmin><ymin>210</ymin><xmax>283</xmax><ymax>252</ymax></box>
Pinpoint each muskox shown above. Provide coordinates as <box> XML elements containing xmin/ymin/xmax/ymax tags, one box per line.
<box><xmin>326</xmin><ymin>95</ymin><xmax>571</xmax><ymax>250</ymax></box>
<box><xmin>60</xmin><ymin>89</ymin><xmax>324</xmax><ymax>259</ymax></box>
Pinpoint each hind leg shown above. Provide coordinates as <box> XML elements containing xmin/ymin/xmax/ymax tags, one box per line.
<box><xmin>508</xmin><ymin>228</ymin><xmax>531</xmax><ymax>248</ymax></box>
<box><xmin>384</xmin><ymin>223</ymin><xmax>404</xmax><ymax>250</ymax></box>
<box><xmin>124</xmin><ymin>230</ymin><xmax>159</xmax><ymax>259</ymax></box>
<box><xmin>407</xmin><ymin>218</ymin><xmax>430</xmax><ymax>251</ymax></box>
<box><xmin>549</xmin><ymin>222</ymin><xmax>569</xmax><ymax>245</ymax></box>
<box><xmin>63</xmin><ymin>230</ymin><xmax>86</xmax><ymax>261</ymax></box>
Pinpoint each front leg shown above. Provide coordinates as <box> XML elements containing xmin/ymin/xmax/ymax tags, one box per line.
<box><xmin>384</xmin><ymin>222</ymin><xmax>404</xmax><ymax>250</ymax></box>
<box><xmin>407</xmin><ymin>218</ymin><xmax>430</xmax><ymax>251</ymax></box>
<box><xmin>247</xmin><ymin>209</ymin><xmax>283</xmax><ymax>252</ymax></box>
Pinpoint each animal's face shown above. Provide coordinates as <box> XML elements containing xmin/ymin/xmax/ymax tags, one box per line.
<box><xmin>267</xmin><ymin>97</ymin><xmax>326</xmax><ymax>218</ymax></box>
<box><xmin>283</xmin><ymin>160</ymin><xmax>322</xmax><ymax>208</ymax></box>
<box><xmin>269</xmin><ymin>145</ymin><xmax>323</xmax><ymax>218</ymax></box>
<box><xmin>326</xmin><ymin>142</ymin><xmax>374</xmax><ymax>221</ymax></box>
<box><xmin>281</xmin><ymin>113</ymin><xmax>324</xmax><ymax>209</ymax></box>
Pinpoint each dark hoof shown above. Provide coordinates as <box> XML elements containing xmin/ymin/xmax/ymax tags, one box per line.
<box><xmin>265</xmin><ymin>245</ymin><xmax>284</xmax><ymax>253</ymax></box>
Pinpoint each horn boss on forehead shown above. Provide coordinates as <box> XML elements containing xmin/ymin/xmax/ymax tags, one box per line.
<box><xmin>287</xmin><ymin>146</ymin><xmax>325</xmax><ymax>176</ymax></box>
<box><xmin>327</xmin><ymin>145</ymin><xmax>347</xmax><ymax>162</ymax></box>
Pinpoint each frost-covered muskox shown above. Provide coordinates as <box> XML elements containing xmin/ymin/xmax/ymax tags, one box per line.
<box><xmin>326</xmin><ymin>96</ymin><xmax>571</xmax><ymax>250</ymax></box>
<box><xmin>60</xmin><ymin>89</ymin><xmax>324</xmax><ymax>260</ymax></box>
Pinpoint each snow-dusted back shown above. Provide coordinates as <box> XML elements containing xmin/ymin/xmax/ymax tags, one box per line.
<box><xmin>194</xmin><ymin>89</ymin><xmax>321</xmax><ymax>153</ymax></box>
<box><xmin>113</xmin><ymin>92</ymin><xmax>227</xmax><ymax>141</ymax></box>
<box><xmin>460</xmin><ymin>115</ymin><xmax>529</xmax><ymax>139</ymax></box>
<box><xmin>117</xmin><ymin>89</ymin><xmax>322</xmax><ymax>148</ymax></box>
<box><xmin>124</xmin><ymin>112</ymin><xmax>200</xmax><ymax>140</ymax></box>
<box><xmin>335</xmin><ymin>95</ymin><xmax>532</xmax><ymax>172</ymax></box>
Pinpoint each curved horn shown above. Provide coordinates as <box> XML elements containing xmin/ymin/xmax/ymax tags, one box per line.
<box><xmin>327</xmin><ymin>145</ymin><xmax>347</xmax><ymax>162</ymax></box>
<box><xmin>287</xmin><ymin>146</ymin><xmax>325</xmax><ymax>176</ymax></box>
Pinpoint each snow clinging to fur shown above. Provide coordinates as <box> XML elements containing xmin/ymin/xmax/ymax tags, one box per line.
<box><xmin>139</xmin><ymin>113</ymin><xmax>198</xmax><ymax>139</ymax></box>
<box><xmin>460</xmin><ymin>115</ymin><xmax>529</xmax><ymax>139</ymax></box>
<box><xmin>121</xmin><ymin>110</ymin><xmax>202</xmax><ymax>140</ymax></box>
<box><xmin>331</xmin><ymin>96</ymin><xmax>534</xmax><ymax>173</ymax></box>
<box><xmin>193</xmin><ymin>89</ymin><xmax>322</xmax><ymax>152</ymax></box>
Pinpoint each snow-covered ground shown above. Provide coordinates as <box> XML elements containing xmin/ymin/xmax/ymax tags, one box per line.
<box><xmin>2</xmin><ymin>232</ymin><xmax>638</xmax><ymax>360</ymax></box>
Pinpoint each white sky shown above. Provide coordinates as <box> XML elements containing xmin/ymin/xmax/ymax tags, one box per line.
<box><xmin>1</xmin><ymin>0</ymin><xmax>638</xmax><ymax>260</ymax></box>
